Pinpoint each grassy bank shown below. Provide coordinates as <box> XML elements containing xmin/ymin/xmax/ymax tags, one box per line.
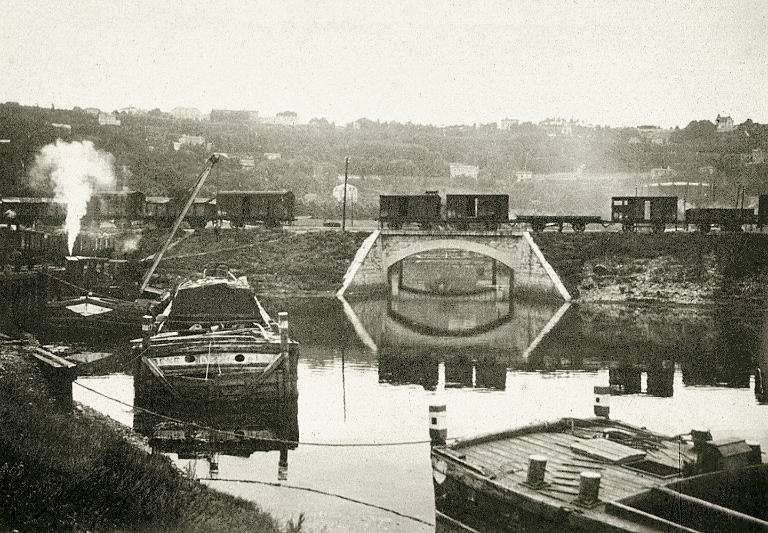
<box><xmin>535</xmin><ymin>232</ymin><xmax>768</xmax><ymax>304</ymax></box>
<box><xmin>0</xmin><ymin>344</ymin><xmax>301</xmax><ymax>533</ymax></box>
<box><xmin>138</xmin><ymin>228</ymin><xmax>369</xmax><ymax>295</ymax></box>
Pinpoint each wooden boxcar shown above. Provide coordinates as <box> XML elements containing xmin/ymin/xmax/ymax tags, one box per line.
<box><xmin>446</xmin><ymin>194</ymin><xmax>509</xmax><ymax>229</ymax></box>
<box><xmin>216</xmin><ymin>191</ymin><xmax>294</xmax><ymax>227</ymax></box>
<box><xmin>611</xmin><ymin>196</ymin><xmax>678</xmax><ymax>232</ymax></box>
<box><xmin>144</xmin><ymin>196</ymin><xmax>215</xmax><ymax>229</ymax></box>
<box><xmin>0</xmin><ymin>227</ymin><xmax>67</xmax><ymax>266</ymax></box>
<box><xmin>85</xmin><ymin>191</ymin><xmax>146</xmax><ymax>226</ymax></box>
<box><xmin>379</xmin><ymin>193</ymin><xmax>442</xmax><ymax>229</ymax></box>
<box><xmin>685</xmin><ymin>208</ymin><xmax>755</xmax><ymax>232</ymax></box>
<box><xmin>1</xmin><ymin>197</ymin><xmax>67</xmax><ymax>227</ymax></box>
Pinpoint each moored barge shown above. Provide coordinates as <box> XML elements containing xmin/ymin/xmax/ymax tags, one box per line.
<box><xmin>432</xmin><ymin>417</ymin><xmax>766</xmax><ymax>532</ymax></box>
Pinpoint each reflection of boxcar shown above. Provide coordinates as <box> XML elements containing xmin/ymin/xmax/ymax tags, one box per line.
<box><xmin>144</xmin><ymin>196</ymin><xmax>215</xmax><ymax>229</ymax></box>
<box><xmin>217</xmin><ymin>191</ymin><xmax>294</xmax><ymax>227</ymax></box>
<box><xmin>611</xmin><ymin>196</ymin><xmax>677</xmax><ymax>232</ymax></box>
<box><xmin>0</xmin><ymin>227</ymin><xmax>67</xmax><ymax>265</ymax></box>
<box><xmin>379</xmin><ymin>193</ymin><xmax>442</xmax><ymax>229</ymax></box>
<box><xmin>446</xmin><ymin>194</ymin><xmax>509</xmax><ymax>229</ymax></box>
<box><xmin>86</xmin><ymin>191</ymin><xmax>146</xmax><ymax>226</ymax></box>
<box><xmin>685</xmin><ymin>208</ymin><xmax>755</xmax><ymax>232</ymax></box>
<box><xmin>1</xmin><ymin>197</ymin><xmax>67</xmax><ymax>226</ymax></box>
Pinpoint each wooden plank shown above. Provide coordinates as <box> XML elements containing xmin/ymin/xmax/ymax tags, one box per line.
<box><xmin>570</xmin><ymin>439</ymin><xmax>646</xmax><ymax>464</ymax></box>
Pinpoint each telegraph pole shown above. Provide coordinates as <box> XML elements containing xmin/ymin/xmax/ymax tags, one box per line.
<box><xmin>342</xmin><ymin>157</ymin><xmax>349</xmax><ymax>232</ymax></box>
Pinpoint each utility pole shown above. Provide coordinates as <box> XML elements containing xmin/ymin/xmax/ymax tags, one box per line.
<box><xmin>342</xmin><ymin>157</ymin><xmax>349</xmax><ymax>232</ymax></box>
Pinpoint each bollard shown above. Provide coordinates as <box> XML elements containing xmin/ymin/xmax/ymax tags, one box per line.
<box><xmin>577</xmin><ymin>471</ymin><xmax>601</xmax><ymax>506</ymax></box>
<box><xmin>429</xmin><ymin>402</ymin><xmax>447</xmax><ymax>446</ymax></box>
<box><xmin>278</xmin><ymin>311</ymin><xmax>289</xmax><ymax>355</ymax></box>
<box><xmin>278</xmin><ymin>448</ymin><xmax>288</xmax><ymax>481</ymax></box>
<box><xmin>209</xmin><ymin>457</ymin><xmax>219</xmax><ymax>479</ymax></box>
<box><xmin>525</xmin><ymin>455</ymin><xmax>548</xmax><ymax>488</ymax></box>
<box><xmin>594</xmin><ymin>386</ymin><xmax>611</xmax><ymax>418</ymax></box>
<box><xmin>691</xmin><ymin>428</ymin><xmax>713</xmax><ymax>451</ymax></box>
<box><xmin>142</xmin><ymin>315</ymin><xmax>154</xmax><ymax>350</ymax></box>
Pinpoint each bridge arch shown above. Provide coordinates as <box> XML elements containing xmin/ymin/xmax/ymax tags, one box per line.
<box><xmin>383</xmin><ymin>238</ymin><xmax>515</xmax><ymax>271</ymax></box>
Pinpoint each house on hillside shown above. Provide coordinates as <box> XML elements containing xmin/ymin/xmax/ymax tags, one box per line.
<box><xmin>515</xmin><ymin>170</ymin><xmax>533</xmax><ymax>182</ymax></box>
<box><xmin>171</xmin><ymin>107</ymin><xmax>203</xmax><ymax>121</ymax></box>
<box><xmin>84</xmin><ymin>107</ymin><xmax>101</xmax><ymax>115</ymax></box>
<box><xmin>716</xmin><ymin>114</ymin><xmax>735</xmax><ymax>133</ymax></box>
<box><xmin>97</xmin><ymin>113</ymin><xmax>120</xmax><ymax>126</ymax></box>
<box><xmin>450</xmin><ymin>163</ymin><xmax>479</xmax><ymax>180</ymax></box>
<box><xmin>264</xmin><ymin>152</ymin><xmax>281</xmax><ymax>160</ymax></box>
<box><xmin>650</xmin><ymin>167</ymin><xmax>677</xmax><ymax>180</ymax></box>
<box><xmin>239</xmin><ymin>156</ymin><xmax>255</xmax><ymax>169</ymax></box>
<box><xmin>499</xmin><ymin>118</ymin><xmax>519</xmax><ymax>131</ymax></box>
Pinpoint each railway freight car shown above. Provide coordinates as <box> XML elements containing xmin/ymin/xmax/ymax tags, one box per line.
<box><xmin>85</xmin><ymin>191</ymin><xmax>146</xmax><ymax>227</ymax></box>
<box><xmin>0</xmin><ymin>227</ymin><xmax>67</xmax><ymax>267</ymax></box>
<box><xmin>446</xmin><ymin>194</ymin><xmax>508</xmax><ymax>230</ymax></box>
<box><xmin>379</xmin><ymin>192</ymin><xmax>442</xmax><ymax>229</ymax></box>
<box><xmin>144</xmin><ymin>196</ymin><xmax>216</xmax><ymax>229</ymax></box>
<box><xmin>217</xmin><ymin>190</ymin><xmax>294</xmax><ymax>227</ymax></box>
<box><xmin>685</xmin><ymin>208</ymin><xmax>755</xmax><ymax>233</ymax></box>
<box><xmin>611</xmin><ymin>196</ymin><xmax>678</xmax><ymax>232</ymax></box>
<box><xmin>1</xmin><ymin>197</ymin><xmax>67</xmax><ymax>227</ymax></box>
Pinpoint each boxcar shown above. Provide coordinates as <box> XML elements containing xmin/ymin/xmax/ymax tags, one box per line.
<box><xmin>1</xmin><ymin>197</ymin><xmax>67</xmax><ymax>227</ymax></box>
<box><xmin>685</xmin><ymin>208</ymin><xmax>755</xmax><ymax>232</ymax></box>
<box><xmin>611</xmin><ymin>196</ymin><xmax>678</xmax><ymax>232</ymax></box>
<box><xmin>216</xmin><ymin>191</ymin><xmax>294</xmax><ymax>227</ymax></box>
<box><xmin>86</xmin><ymin>191</ymin><xmax>146</xmax><ymax>226</ymax></box>
<box><xmin>379</xmin><ymin>193</ymin><xmax>441</xmax><ymax>229</ymax></box>
<box><xmin>144</xmin><ymin>196</ymin><xmax>215</xmax><ymax>229</ymax></box>
<box><xmin>446</xmin><ymin>194</ymin><xmax>509</xmax><ymax>230</ymax></box>
<box><xmin>0</xmin><ymin>227</ymin><xmax>67</xmax><ymax>266</ymax></box>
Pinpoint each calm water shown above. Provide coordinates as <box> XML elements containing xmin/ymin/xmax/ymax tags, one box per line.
<box><xmin>71</xmin><ymin>296</ymin><xmax>768</xmax><ymax>533</ymax></box>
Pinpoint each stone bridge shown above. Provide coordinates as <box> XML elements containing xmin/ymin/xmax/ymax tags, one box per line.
<box><xmin>338</xmin><ymin>230</ymin><xmax>570</xmax><ymax>301</ymax></box>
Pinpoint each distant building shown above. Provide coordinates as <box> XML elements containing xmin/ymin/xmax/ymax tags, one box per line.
<box><xmin>450</xmin><ymin>163</ymin><xmax>479</xmax><ymax>180</ymax></box>
<box><xmin>515</xmin><ymin>170</ymin><xmax>533</xmax><ymax>182</ymax></box>
<box><xmin>51</xmin><ymin>123</ymin><xmax>72</xmax><ymax>132</ymax></box>
<box><xmin>636</xmin><ymin>125</ymin><xmax>671</xmax><ymax>144</ymax></box>
<box><xmin>84</xmin><ymin>107</ymin><xmax>101</xmax><ymax>115</ymax></box>
<box><xmin>716</xmin><ymin>114</ymin><xmax>735</xmax><ymax>133</ymax></box>
<box><xmin>97</xmin><ymin>113</ymin><xmax>120</xmax><ymax>126</ymax></box>
<box><xmin>178</xmin><ymin>134</ymin><xmax>205</xmax><ymax>146</ymax></box>
<box><xmin>499</xmin><ymin>118</ymin><xmax>519</xmax><ymax>131</ymax></box>
<box><xmin>650</xmin><ymin>167</ymin><xmax>677</xmax><ymax>180</ymax></box>
<box><xmin>261</xmin><ymin>111</ymin><xmax>299</xmax><ymax>126</ymax></box>
<box><xmin>698</xmin><ymin>165</ymin><xmax>715</xmax><ymax>176</ymax></box>
<box><xmin>119</xmin><ymin>106</ymin><xmax>145</xmax><ymax>115</ymax></box>
<box><xmin>171</xmin><ymin>107</ymin><xmax>203</xmax><ymax>121</ymax></box>
<box><xmin>264</xmin><ymin>152</ymin><xmax>281</xmax><ymax>160</ymax></box>
<box><xmin>239</xmin><ymin>156</ymin><xmax>255</xmax><ymax>169</ymax></box>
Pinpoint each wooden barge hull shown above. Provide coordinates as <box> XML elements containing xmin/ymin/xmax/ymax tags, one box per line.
<box><xmin>136</xmin><ymin>345</ymin><xmax>298</xmax><ymax>402</ymax></box>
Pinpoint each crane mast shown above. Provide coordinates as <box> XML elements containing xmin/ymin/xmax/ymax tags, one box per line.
<box><xmin>139</xmin><ymin>154</ymin><xmax>220</xmax><ymax>292</ymax></box>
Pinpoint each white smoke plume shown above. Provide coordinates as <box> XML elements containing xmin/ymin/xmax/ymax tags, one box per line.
<box><xmin>30</xmin><ymin>140</ymin><xmax>116</xmax><ymax>254</ymax></box>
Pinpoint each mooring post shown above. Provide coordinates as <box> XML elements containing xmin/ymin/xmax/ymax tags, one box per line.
<box><xmin>577</xmin><ymin>471</ymin><xmax>601</xmax><ymax>505</ymax></box>
<box><xmin>429</xmin><ymin>401</ymin><xmax>447</xmax><ymax>446</ymax></box>
<box><xmin>142</xmin><ymin>315</ymin><xmax>154</xmax><ymax>350</ymax></box>
<box><xmin>526</xmin><ymin>455</ymin><xmax>548</xmax><ymax>487</ymax></box>
<box><xmin>278</xmin><ymin>448</ymin><xmax>288</xmax><ymax>481</ymax></box>
<box><xmin>594</xmin><ymin>385</ymin><xmax>611</xmax><ymax>418</ymax></box>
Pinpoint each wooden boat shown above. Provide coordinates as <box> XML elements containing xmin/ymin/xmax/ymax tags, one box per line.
<box><xmin>132</xmin><ymin>271</ymin><xmax>298</xmax><ymax>403</ymax></box>
<box><xmin>432</xmin><ymin>417</ymin><xmax>766</xmax><ymax>532</ymax></box>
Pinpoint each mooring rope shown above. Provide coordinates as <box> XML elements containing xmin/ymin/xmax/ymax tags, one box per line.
<box><xmin>203</xmin><ymin>477</ymin><xmax>435</xmax><ymax>528</ymax></box>
<box><xmin>72</xmin><ymin>381</ymin><xmax>454</xmax><ymax>447</ymax></box>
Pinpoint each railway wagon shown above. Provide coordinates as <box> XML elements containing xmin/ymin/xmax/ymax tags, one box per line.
<box><xmin>611</xmin><ymin>196</ymin><xmax>678</xmax><ymax>232</ymax></box>
<box><xmin>685</xmin><ymin>208</ymin><xmax>755</xmax><ymax>233</ymax></box>
<box><xmin>144</xmin><ymin>196</ymin><xmax>216</xmax><ymax>229</ymax></box>
<box><xmin>446</xmin><ymin>194</ymin><xmax>508</xmax><ymax>230</ymax></box>
<box><xmin>1</xmin><ymin>197</ymin><xmax>67</xmax><ymax>227</ymax></box>
<box><xmin>85</xmin><ymin>191</ymin><xmax>146</xmax><ymax>226</ymax></box>
<box><xmin>217</xmin><ymin>190</ymin><xmax>294</xmax><ymax>228</ymax></box>
<box><xmin>759</xmin><ymin>195</ymin><xmax>768</xmax><ymax>229</ymax></box>
<box><xmin>379</xmin><ymin>193</ymin><xmax>442</xmax><ymax>229</ymax></box>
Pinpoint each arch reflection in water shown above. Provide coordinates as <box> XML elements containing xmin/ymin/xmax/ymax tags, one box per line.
<box><xmin>134</xmin><ymin>379</ymin><xmax>298</xmax><ymax>481</ymax></box>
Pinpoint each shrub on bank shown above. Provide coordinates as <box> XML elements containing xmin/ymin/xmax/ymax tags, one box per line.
<box><xmin>0</xmin><ymin>347</ymin><xmax>299</xmax><ymax>533</ymax></box>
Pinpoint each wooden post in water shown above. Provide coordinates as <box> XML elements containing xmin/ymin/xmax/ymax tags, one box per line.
<box><xmin>429</xmin><ymin>402</ymin><xmax>447</xmax><ymax>446</ymax></box>
<box><xmin>278</xmin><ymin>448</ymin><xmax>288</xmax><ymax>481</ymax></box>
<box><xmin>278</xmin><ymin>311</ymin><xmax>289</xmax><ymax>355</ymax></box>
<box><xmin>594</xmin><ymin>386</ymin><xmax>611</xmax><ymax>418</ymax></box>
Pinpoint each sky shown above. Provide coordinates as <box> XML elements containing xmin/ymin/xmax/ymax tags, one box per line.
<box><xmin>1</xmin><ymin>0</ymin><xmax>766</xmax><ymax>128</ymax></box>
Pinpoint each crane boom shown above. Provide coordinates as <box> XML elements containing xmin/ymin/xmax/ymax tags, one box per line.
<box><xmin>139</xmin><ymin>154</ymin><xmax>220</xmax><ymax>292</ymax></box>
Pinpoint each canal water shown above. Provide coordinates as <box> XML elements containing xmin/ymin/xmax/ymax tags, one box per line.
<box><xmin>67</xmin><ymin>296</ymin><xmax>768</xmax><ymax>533</ymax></box>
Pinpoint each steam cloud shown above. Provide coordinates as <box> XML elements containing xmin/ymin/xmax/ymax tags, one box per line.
<box><xmin>30</xmin><ymin>140</ymin><xmax>116</xmax><ymax>254</ymax></box>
